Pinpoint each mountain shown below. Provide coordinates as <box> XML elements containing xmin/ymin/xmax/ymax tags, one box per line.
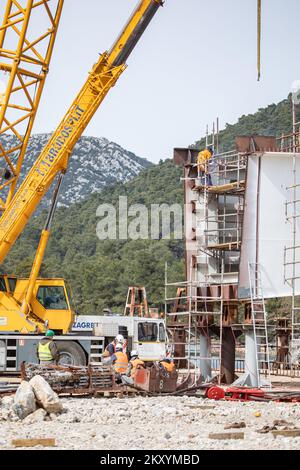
<box><xmin>1</xmin><ymin>94</ymin><xmax>297</xmax><ymax>314</ymax></box>
<box><xmin>1</xmin><ymin>159</ymin><xmax>184</xmax><ymax>314</ymax></box>
<box><xmin>0</xmin><ymin>133</ymin><xmax>152</xmax><ymax>208</ymax></box>
<box><xmin>194</xmin><ymin>94</ymin><xmax>299</xmax><ymax>152</ymax></box>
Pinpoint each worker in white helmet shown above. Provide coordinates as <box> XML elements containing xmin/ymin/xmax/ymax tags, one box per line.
<box><xmin>102</xmin><ymin>334</ymin><xmax>126</xmax><ymax>359</ymax></box>
<box><xmin>121</xmin><ymin>350</ymin><xmax>145</xmax><ymax>386</ymax></box>
<box><xmin>103</xmin><ymin>343</ymin><xmax>129</xmax><ymax>382</ymax></box>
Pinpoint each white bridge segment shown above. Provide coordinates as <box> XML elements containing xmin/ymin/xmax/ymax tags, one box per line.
<box><xmin>239</xmin><ymin>151</ymin><xmax>300</xmax><ymax>299</ymax></box>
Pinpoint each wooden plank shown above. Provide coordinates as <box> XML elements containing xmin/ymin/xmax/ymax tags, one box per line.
<box><xmin>209</xmin><ymin>432</ymin><xmax>244</xmax><ymax>440</ymax></box>
<box><xmin>272</xmin><ymin>429</ymin><xmax>300</xmax><ymax>438</ymax></box>
<box><xmin>186</xmin><ymin>405</ymin><xmax>216</xmax><ymax>410</ymax></box>
<box><xmin>207</xmin><ymin>181</ymin><xmax>245</xmax><ymax>194</ymax></box>
<box><xmin>207</xmin><ymin>241</ymin><xmax>241</xmax><ymax>251</ymax></box>
<box><xmin>12</xmin><ymin>438</ymin><xmax>56</xmax><ymax>448</ymax></box>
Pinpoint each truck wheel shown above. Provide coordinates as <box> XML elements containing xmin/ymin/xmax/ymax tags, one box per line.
<box><xmin>56</xmin><ymin>341</ymin><xmax>86</xmax><ymax>366</ymax></box>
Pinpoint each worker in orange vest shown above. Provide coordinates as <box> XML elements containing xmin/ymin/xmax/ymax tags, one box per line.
<box><xmin>128</xmin><ymin>350</ymin><xmax>145</xmax><ymax>378</ymax></box>
<box><xmin>110</xmin><ymin>344</ymin><xmax>128</xmax><ymax>382</ymax></box>
<box><xmin>121</xmin><ymin>350</ymin><xmax>145</xmax><ymax>386</ymax></box>
<box><xmin>159</xmin><ymin>357</ymin><xmax>176</xmax><ymax>374</ymax></box>
<box><xmin>197</xmin><ymin>147</ymin><xmax>213</xmax><ymax>186</ymax></box>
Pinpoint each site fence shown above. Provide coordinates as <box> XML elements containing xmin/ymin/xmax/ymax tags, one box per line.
<box><xmin>210</xmin><ymin>358</ymin><xmax>300</xmax><ymax>378</ymax></box>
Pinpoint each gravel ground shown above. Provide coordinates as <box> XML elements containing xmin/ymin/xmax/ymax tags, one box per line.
<box><xmin>1</xmin><ymin>395</ymin><xmax>300</xmax><ymax>450</ymax></box>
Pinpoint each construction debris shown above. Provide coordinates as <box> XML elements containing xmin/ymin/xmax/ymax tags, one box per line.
<box><xmin>22</xmin><ymin>363</ymin><xmax>114</xmax><ymax>396</ymax></box>
<box><xmin>2</xmin><ymin>375</ymin><xmax>63</xmax><ymax>423</ymax></box>
<box><xmin>13</xmin><ymin>381</ymin><xmax>36</xmax><ymax>420</ymax></box>
<box><xmin>1</xmin><ymin>396</ymin><xmax>300</xmax><ymax>450</ymax></box>
<box><xmin>257</xmin><ymin>425</ymin><xmax>277</xmax><ymax>434</ymax></box>
<box><xmin>224</xmin><ymin>422</ymin><xmax>246</xmax><ymax>430</ymax></box>
<box><xmin>12</xmin><ymin>438</ymin><xmax>56</xmax><ymax>448</ymax></box>
<box><xmin>22</xmin><ymin>408</ymin><xmax>47</xmax><ymax>425</ymax></box>
<box><xmin>272</xmin><ymin>429</ymin><xmax>300</xmax><ymax>438</ymax></box>
<box><xmin>29</xmin><ymin>376</ymin><xmax>63</xmax><ymax>414</ymax></box>
<box><xmin>208</xmin><ymin>432</ymin><xmax>245</xmax><ymax>440</ymax></box>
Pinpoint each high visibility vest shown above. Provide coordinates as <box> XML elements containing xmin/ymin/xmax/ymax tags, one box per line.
<box><xmin>130</xmin><ymin>358</ymin><xmax>145</xmax><ymax>378</ymax></box>
<box><xmin>38</xmin><ymin>341</ymin><xmax>53</xmax><ymax>362</ymax></box>
<box><xmin>161</xmin><ymin>361</ymin><xmax>175</xmax><ymax>373</ymax></box>
<box><xmin>114</xmin><ymin>351</ymin><xmax>128</xmax><ymax>374</ymax></box>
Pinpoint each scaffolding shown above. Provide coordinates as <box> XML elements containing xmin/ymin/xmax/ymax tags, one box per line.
<box><xmin>166</xmin><ymin>144</ymin><xmax>248</xmax><ymax>384</ymax></box>
<box><xmin>165</xmin><ymin>262</ymin><xmax>224</xmax><ymax>384</ymax></box>
<box><xmin>171</xmin><ymin>104</ymin><xmax>300</xmax><ymax>383</ymax></box>
<box><xmin>284</xmin><ymin>101</ymin><xmax>300</xmax><ymax>353</ymax></box>
<box><xmin>195</xmin><ymin>148</ymin><xmax>246</xmax><ymax>286</ymax></box>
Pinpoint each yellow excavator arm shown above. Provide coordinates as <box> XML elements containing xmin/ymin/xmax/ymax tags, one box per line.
<box><xmin>0</xmin><ymin>0</ymin><xmax>164</xmax><ymax>264</ymax></box>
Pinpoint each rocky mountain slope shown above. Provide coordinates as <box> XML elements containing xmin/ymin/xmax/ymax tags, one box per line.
<box><xmin>0</xmin><ymin>133</ymin><xmax>151</xmax><ymax>208</ymax></box>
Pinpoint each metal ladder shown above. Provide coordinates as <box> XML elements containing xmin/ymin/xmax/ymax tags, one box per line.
<box><xmin>89</xmin><ymin>338</ymin><xmax>104</xmax><ymax>365</ymax></box>
<box><xmin>248</xmin><ymin>262</ymin><xmax>271</xmax><ymax>388</ymax></box>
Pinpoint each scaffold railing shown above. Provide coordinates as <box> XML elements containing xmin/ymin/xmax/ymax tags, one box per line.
<box><xmin>165</xmin><ymin>262</ymin><xmax>224</xmax><ymax>385</ymax></box>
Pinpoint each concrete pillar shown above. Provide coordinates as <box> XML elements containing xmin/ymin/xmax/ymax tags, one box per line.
<box><xmin>244</xmin><ymin>329</ymin><xmax>260</xmax><ymax>388</ymax></box>
<box><xmin>233</xmin><ymin>328</ymin><xmax>260</xmax><ymax>388</ymax></box>
<box><xmin>199</xmin><ymin>329</ymin><xmax>212</xmax><ymax>381</ymax></box>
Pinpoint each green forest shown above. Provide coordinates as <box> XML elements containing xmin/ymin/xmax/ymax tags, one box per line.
<box><xmin>1</xmin><ymin>94</ymin><xmax>298</xmax><ymax>315</ymax></box>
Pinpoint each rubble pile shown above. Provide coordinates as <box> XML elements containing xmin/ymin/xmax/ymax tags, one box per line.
<box><xmin>0</xmin><ymin>394</ymin><xmax>300</xmax><ymax>450</ymax></box>
<box><xmin>0</xmin><ymin>375</ymin><xmax>63</xmax><ymax>424</ymax></box>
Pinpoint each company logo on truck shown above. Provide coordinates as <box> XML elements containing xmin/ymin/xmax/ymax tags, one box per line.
<box><xmin>72</xmin><ymin>320</ymin><xmax>101</xmax><ymax>330</ymax></box>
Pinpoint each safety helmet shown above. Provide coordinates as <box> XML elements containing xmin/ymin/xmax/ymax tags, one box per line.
<box><xmin>130</xmin><ymin>350</ymin><xmax>138</xmax><ymax>358</ymax></box>
<box><xmin>45</xmin><ymin>330</ymin><xmax>55</xmax><ymax>338</ymax></box>
<box><xmin>207</xmin><ymin>146</ymin><xmax>214</xmax><ymax>155</ymax></box>
<box><xmin>162</xmin><ymin>357</ymin><xmax>171</xmax><ymax>363</ymax></box>
<box><xmin>115</xmin><ymin>334</ymin><xmax>124</xmax><ymax>344</ymax></box>
<box><xmin>115</xmin><ymin>343</ymin><xmax>123</xmax><ymax>351</ymax></box>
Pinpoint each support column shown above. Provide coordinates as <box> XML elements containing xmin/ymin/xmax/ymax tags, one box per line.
<box><xmin>233</xmin><ymin>328</ymin><xmax>260</xmax><ymax>387</ymax></box>
<box><xmin>199</xmin><ymin>328</ymin><xmax>212</xmax><ymax>381</ymax></box>
<box><xmin>220</xmin><ymin>327</ymin><xmax>236</xmax><ymax>384</ymax></box>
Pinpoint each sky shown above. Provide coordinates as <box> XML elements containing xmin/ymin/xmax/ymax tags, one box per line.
<box><xmin>3</xmin><ymin>0</ymin><xmax>300</xmax><ymax>163</ymax></box>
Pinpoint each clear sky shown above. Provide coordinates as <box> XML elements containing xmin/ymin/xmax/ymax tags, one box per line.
<box><xmin>6</xmin><ymin>0</ymin><xmax>300</xmax><ymax>162</ymax></box>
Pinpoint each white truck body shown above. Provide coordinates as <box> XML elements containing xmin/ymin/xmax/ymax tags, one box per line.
<box><xmin>73</xmin><ymin>315</ymin><xmax>166</xmax><ymax>361</ymax></box>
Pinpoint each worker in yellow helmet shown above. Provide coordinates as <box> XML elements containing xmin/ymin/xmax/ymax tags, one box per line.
<box><xmin>197</xmin><ymin>146</ymin><xmax>214</xmax><ymax>186</ymax></box>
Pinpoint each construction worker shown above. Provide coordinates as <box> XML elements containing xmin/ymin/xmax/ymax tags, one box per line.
<box><xmin>113</xmin><ymin>344</ymin><xmax>128</xmax><ymax>373</ymax></box>
<box><xmin>104</xmin><ymin>343</ymin><xmax>128</xmax><ymax>383</ymax></box>
<box><xmin>159</xmin><ymin>357</ymin><xmax>176</xmax><ymax>374</ymax></box>
<box><xmin>37</xmin><ymin>330</ymin><xmax>59</xmax><ymax>365</ymax></box>
<box><xmin>102</xmin><ymin>334</ymin><xmax>125</xmax><ymax>359</ymax></box>
<box><xmin>121</xmin><ymin>350</ymin><xmax>145</xmax><ymax>385</ymax></box>
<box><xmin>197</xmin><ymin>146</ymin><xmax>214</xmax><ymax>186</ymax></box>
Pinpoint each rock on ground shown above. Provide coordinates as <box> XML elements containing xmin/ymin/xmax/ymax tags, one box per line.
<box><xmin>29</xmin><ymin>376</ymin><xmax>63</xmax><ymax>414</ymax></box>
<box><xmin>0</xmin><ymin>396</ymin><xmax>300</xmax><ymax>450</ymax></box>
<box><xmin>12</xmin><ymin>381</ymin><xmax>36</xmax><ymax>420</ymax></box>
<box><xmin>22</xmin><ymin>408</ymin><xmax>47</xmax><ymax>425</ymax></box>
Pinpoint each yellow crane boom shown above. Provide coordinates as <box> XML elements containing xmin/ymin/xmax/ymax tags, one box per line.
<box><xmin>0</xmin><ymin>0</ymin><xmax>164</xmax><ymax>264</ymax></box>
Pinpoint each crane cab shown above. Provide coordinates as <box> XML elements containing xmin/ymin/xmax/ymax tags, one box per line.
<box><xmin>0</xmin><ymin>276</ymin><xmax>74</xmax><ymax>334</ymax></box>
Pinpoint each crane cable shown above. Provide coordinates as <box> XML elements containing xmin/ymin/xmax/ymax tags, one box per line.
<box><xmin>257</xmin><ymin>0</ymin><xmax>262</xmax><ymax>81</ymax></box>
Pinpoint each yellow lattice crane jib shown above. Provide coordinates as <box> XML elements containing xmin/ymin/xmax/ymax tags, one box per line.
<box><xmin>0</xmin><ymin>0</ymin><xmax>164</xmax><ymax>266</ymax></box>
<box><xmin>0</xmin><ymin>0</ymin><xmax>64</xmax><ymax>209</ymax></box>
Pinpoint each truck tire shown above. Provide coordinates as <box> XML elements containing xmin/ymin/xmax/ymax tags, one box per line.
<box><xmin>56</xmin><ymin>341</ymin><xmax>87</xmax><ymax>366</ymax></box>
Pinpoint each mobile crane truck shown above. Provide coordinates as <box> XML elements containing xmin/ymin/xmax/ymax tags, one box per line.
<box><xmin>0</xmin><ymin>0</ymin><xmax>166</xmax><ymax>372</ymax></box>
